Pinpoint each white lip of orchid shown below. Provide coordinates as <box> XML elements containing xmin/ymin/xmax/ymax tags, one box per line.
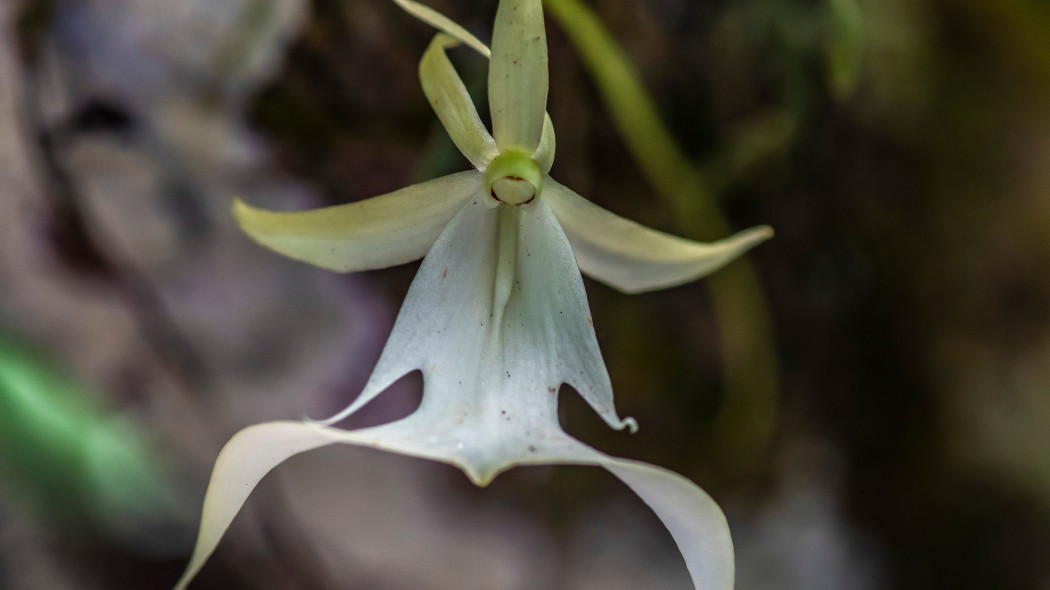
<box><xmin>484</xmin><ymin>151</ymin><xmax>543</xmax><ymax>206</ymax></box>
<box><xmin>174</xmin><ymin>1</ymin><xmax>776</xmax><ymax>589</ymax></box>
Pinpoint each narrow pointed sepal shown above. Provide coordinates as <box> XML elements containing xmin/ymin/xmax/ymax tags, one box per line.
<box><xmin>420</xmin><ymin>34</ymin><xmax>498</xmax><ymax>170</ymax></box>
<box><xmin>392</xmin><ymin>0</ymin><xmax>491</xmax><ymax>57</ymax></box>
<box><xmin>545</xmin><ymin>178</ymin><xmax>773</xmax><ymax>293</ymax></box>
<box><xmin>533</xmin><ymin>112</ymin><xmax>556</xmax><ymax>173</ymax></box>
<box><xmin>233</xmin><ymin>171</ymin><xmax>481</xmax><ymax>272</ymax></box>
<box><xmin>398</xmin><ymin>0</ymin><xmax>557</xmax><ymax>172</ymax></box>
<box><xmin>489</xmin><ymin>0</ymin><xmax>549</xmax><ymax>153</ymax></box>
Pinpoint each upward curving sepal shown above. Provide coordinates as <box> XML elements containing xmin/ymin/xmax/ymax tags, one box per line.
<box><xmin>233</xmin><ymin>171</ymin><xmax>481</xmax><ymax>273</ymax></box>
<box><xmin>545</xmin><ymin>178</ymin><xmax>773</xmax><ymax>294</ymax></box>
<box><xmin>489</xmin><ymin>0</ymin><xmax>548</xmax><ymax>153</ymax></box>
<box><xmin>533</xmin><ymin>112</ymin><xmax>556</xmax><ymax>173</ymax></box>
<box><xmin>420</xmin><ymin>34</ymin><xmax>498</xmax><ymax>170</ymax></box>
<box><xmin>398</xmin><ymin>1</ymin><xmax>558</xmax><ymax>171</ymax></box>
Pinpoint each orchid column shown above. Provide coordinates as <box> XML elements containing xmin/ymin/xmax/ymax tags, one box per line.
<box><xmin>174</xmin><ymin>1</ymin><xmax>773</xmax><ymax>589</ymax></box>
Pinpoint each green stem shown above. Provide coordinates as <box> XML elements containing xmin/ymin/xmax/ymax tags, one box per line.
<box><xmin>545</xmin><ymin>0</ymin><xmax>781</xmax><ymax>476</ymax></box>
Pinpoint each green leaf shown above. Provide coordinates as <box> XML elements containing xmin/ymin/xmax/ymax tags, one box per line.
<box><xmin>0</xmin><ymin>334</ymin><xmax>170</xmax><ymax>530</ymax></box>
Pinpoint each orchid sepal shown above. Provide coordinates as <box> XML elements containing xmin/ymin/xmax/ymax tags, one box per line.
<box><xmin>545</xmin><ymin>177</ymin><xmax>774</xmax><ymax>293</ymax></box>
<box><xmin>233</xmin><ymin>171</ymin><xmax>481</xmax><ymax>272</ymax></box>
<box><xmin>420</xmin><ymin>34</ymin><xmax>499</xmax><ymax>170</ymax></box>
<box><xmin>394</xmin><ymin>0</ymin><xmax>558</xmax><ymax>172</ymax></box>
<box><xmin>392</xmin><ymin>0</ymin><xmax>491</xmax><ymax>58</ymax></box>
<box><xmin>489</xmin><ymin>0</ymin><xmax>549</xmax><ymax>153</ymax></box>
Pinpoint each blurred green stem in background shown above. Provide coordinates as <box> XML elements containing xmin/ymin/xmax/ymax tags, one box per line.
<box><xmin>826</xmin><ymin>0</ymin><xmax>864</xmax><ymax>100</ymax></box>
<box><xmin>544</xmin><ymin>0</ymin><xmax>781</xmax><ymax>477</ymax></box>
<box><xmin>0</xmin><ymin>332</ymin><xmax>173</xmax><ymax>536</ymax></box>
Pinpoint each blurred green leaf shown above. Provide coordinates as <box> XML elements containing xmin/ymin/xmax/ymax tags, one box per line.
<box><xmin>0</xmin><ymin>333</ymin><xmax>172</xmax><ymax>532</ymax></box>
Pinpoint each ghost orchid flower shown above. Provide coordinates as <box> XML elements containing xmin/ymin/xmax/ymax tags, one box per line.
<box><xmin>174</xmin><ymin>1</ymin><xmax>772</xmax><ymax>589</ymax></box>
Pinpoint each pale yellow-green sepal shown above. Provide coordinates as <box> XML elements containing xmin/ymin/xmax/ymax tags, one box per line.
<box><xmin>233</xmin><ymin>171</ymin><xmax>481</xmax><ymax>273</ymax></box>
<box><xmin>392</xmin><ymin>0</ymin><xmax>491</xmax><ymax>57</ymax></box>
<box><xmin>420</xmin><ymin>34</ymin><xmax>498</xmax><ymax>170</ymax></box>
<box><xmin>398</xmin><ymin>1</ymin><xmax>556</xmax><ymax>171</ymax></box>
<box><xmin>533</xmin><ymin>112</ymin><xmax>556</xmax><ymax>173</ymax></box>
<box><xmin>489</xmin><ymin>0</ymin><xmax>548</xmax><ymax>153</ymax></box>
<box><xmin>545</xmin><ymin>178</ymin><xmax>774</xmax><ymax>294</ymax></box>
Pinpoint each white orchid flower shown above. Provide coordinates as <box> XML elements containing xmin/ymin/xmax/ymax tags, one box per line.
<box><xmin>174</xmin><ymin>1</ymin><xmax>773</xmax><ymax>589</ymax></box>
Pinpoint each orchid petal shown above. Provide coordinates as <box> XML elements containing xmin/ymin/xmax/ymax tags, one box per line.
<box><xmin>489</xmin><ymin>0</ymin><xmax>548</xmax><ymax>153</ymax></box>
<box><xmin>392</xmin><ymin>0</ymin><xmax>491</xmax><ymax>58</ymax></box>
<box><xmin>173</xmin><ymin>422</ymin><xmax>335</xmax><ymax>590</ymax></box>
<box><xmin>544</xmin><ymin>441</ymin><xmax>735</xmax><ymax>590</ymax></box>
<box><xmin>315</xmin><ymin>197</ymin><xmax>501</xmax><ymax>429</ymax></box>
<box><xmin>600</xmin><ymin>458</ymin><xmax>735</xmax><ymax>590</ymax></box>
<box><xmin>545</xmin><ymin>178</ymin><xmax>774</xmax><ymax>294</ymax></box>
<box><xmin>172</xmin><ymin>418</ymin><xmax>504</xmax><ymax>590</ymax></box>
<box><xmin>320</xmin><ymin>197</ymin><xmax>635</xmax><ymax>446</ymax></box>
<box><xmin>533</xmin><ymin>112</ymin><xmax>556</xmax><ymax>173</ymax></box>
<box><xmin>174</xmin><ymin>420</ymin><xmax>732</xmax><ymax>590</ymax></box>
<box><xmin>420</xmin><ymin>34</ymin><xmax>498</xmax><ymax>170</ymax></box>
<box><xmin>233</xmin><ymin>171</ymin><xmax>481</xmax><ymax>272</ymax></box>
<box><xmin>502</xmin><ymin>197</ymin><xmax>634</xmax><ymax>434</ymax></box>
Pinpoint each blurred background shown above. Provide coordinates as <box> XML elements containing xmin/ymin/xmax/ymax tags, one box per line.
<box><xmin>1</xmin><ymin>0</ymin><xmax>1049</xmax><ymax>588</ymax></box>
